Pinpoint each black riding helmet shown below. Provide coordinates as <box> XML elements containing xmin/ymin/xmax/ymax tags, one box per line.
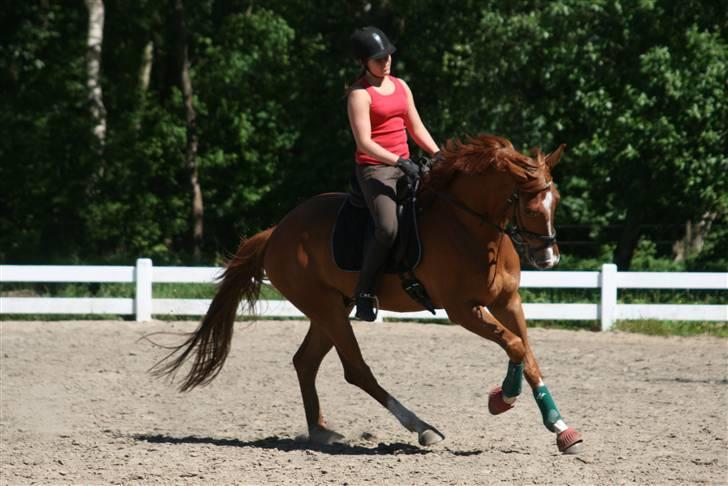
<box><xmin>350</xmin><ymin>26</ymin><xmax>396</xmax><ymax>61</ymax></box>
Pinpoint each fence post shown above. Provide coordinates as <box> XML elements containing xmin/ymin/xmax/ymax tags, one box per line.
<box><xmin>135</xmin><ymin>258</ymin><xmax>153</xmax><ymax>322</ymax></box>
<box><xmin>600</xmin><ymin>263</ymin><xmax>618</xmax><ymax>331</ymax></box>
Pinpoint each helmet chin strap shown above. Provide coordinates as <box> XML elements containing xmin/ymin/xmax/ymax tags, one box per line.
<box><xmin>365</xmin><ymin>65</ymin><xmax>386</xmax><ymax>80</ymax></box>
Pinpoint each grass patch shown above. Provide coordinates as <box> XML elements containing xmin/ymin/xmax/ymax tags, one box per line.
<box><xmin>153</xmin><ymin>283</ymin><xmax>283</xmax><ymax>299</ymax></box>
<box><xmin>527</xmin><ymin>319</ymin><xmax>600</xmax><ymax>331</ymax></box>
<box><xmin>154</xmin><ymin>283</ymin><xmax>214</xmax><ymax>299</ymax></box>
<box><xmin>614</xmin><ymin>320</ymin><xmax>728</xmax><ymax>338</ymax></box>
<box><xmin>620</xmin><ymin>289</ymin><xmax>726</xmax><ymax>305</ymax></box>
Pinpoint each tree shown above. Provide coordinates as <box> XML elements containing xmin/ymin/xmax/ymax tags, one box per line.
<box><xmin>0</xmin><ymin>0</ymin><xmax>725</xmax><ymax>269</ymax></box>
<box><xmin>390</xmin><ymin>0</ymin><xmax>728</xmax><ymax>269</ymax></box>
<box><xmin>0</xmin><ymin>3</ymin><xmax>95</xmax><ymax>262</ymax></box>
<box><xmin>174</xmin><ymin>0</ymin><xmax>203</xmax><ymax>260</ymax></box>
<box><xmin>190</xmin><ymin>8</ymin><xmax>300</xmax><ymax>245</ymax></box>
<box><xmin>85</xmin><ymin>0</ymin><xmax>106</xmax><ymax>153</ymax></box>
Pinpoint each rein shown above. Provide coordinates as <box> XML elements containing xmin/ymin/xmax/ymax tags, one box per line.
<box><xmin>430</xmin><ymin>182</ymin><xmax>557</xmax><ymax>249</ymax></box>
<box><xmin>432</xmin><ymin>189</ymin><xmax>511</xmax><ymax>234</ymax></box>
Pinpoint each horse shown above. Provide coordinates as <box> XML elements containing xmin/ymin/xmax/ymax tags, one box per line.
<box><xmin>151</xmin><ymin>134</ymin><xmax>584</xmax><ymax>454</ymax></box>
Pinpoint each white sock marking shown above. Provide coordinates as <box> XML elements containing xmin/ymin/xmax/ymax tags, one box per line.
<box><xmin>387</xmin><ymin>397</ymin><xmax>421</xmax><ymax>432</ymax></box>
<box><xmin>553</xmin><ymin>419</ymin><xmax>568</xmax><ymax>433</ymax></box>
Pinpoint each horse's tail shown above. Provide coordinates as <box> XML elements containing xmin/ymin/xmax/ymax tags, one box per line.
<box><xmin>150</xmin><ymin>227</ymin><xmax>275</xmax><ymax>391</ymax></box>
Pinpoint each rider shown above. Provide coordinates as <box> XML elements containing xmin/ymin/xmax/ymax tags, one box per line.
<box><xmin>347</xmin><ymin>26</ymin><xmax>440</xmax><ymax>321</ymax></box>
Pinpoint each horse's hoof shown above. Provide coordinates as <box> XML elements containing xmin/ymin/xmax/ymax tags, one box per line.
<box><xmin>418</xmin><ymin>428</ymin><xmax>445</xmax><ymax>446</ymax></box>
<box><xmin>557</xmin><ymin>427</ymin><xmax>583</xmax><ymax>454</ymax></box>
<box><xmin>309</xmin><ymin>427</ymin><xmax>346</xmax><ymax>445</ymax></box>
<box><xmin>488</xmin><ymin>386</ymin><xmax>515</xmax><ymax>415</ymax></box>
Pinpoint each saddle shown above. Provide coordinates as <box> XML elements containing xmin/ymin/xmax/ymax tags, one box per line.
<box><xmin>331</xmin><ymin>171</ymin><xmax>436</xmax><ymax>314</ymax></box>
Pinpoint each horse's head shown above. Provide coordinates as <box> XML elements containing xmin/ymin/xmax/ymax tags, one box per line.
<box><xmin>509</xmin><ymin>145</ymin><xmax>564</xmax><ymax>269</ymax></box>
<box><xmin>425</xmin><ymin>135</ymin><xmax>565</xmax><ymax>270</ymax></box>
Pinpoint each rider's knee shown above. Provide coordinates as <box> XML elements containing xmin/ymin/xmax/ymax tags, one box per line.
<box><xmin>374</xmin><ymin>225</ymin><xmax>398</xmax><ymax>247</ymax></box>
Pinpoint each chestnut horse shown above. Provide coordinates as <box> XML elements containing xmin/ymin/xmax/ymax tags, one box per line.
<box><xmin>152</xmin><ymin>134</ymin><xmax>583</xmax><ymax>454</ymax></box>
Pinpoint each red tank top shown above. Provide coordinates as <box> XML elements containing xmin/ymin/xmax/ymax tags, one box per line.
<box><xmin>355</xmin><ymin>75</ymin><xmax>410</xmax><ymax>165</ymax></box>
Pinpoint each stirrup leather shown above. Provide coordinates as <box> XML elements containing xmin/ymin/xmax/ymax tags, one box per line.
<box><xmin>355</xmin><ymin>293</ymin><xmax>379</xmax><ymax>322</ymax></box>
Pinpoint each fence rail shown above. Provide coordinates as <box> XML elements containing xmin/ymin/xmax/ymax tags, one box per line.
<box><xmin>1</xmin><ymin>260</ymin><xmax>726</xmax><ymax>331</ymax></box>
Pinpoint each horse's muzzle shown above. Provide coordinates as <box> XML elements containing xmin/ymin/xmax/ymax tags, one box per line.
<box><xmin>526</xmin><ymin>245</ymin><xmax>560</xmax><ymax>270</ymax></box>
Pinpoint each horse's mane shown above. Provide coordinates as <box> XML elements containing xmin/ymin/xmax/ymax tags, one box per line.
<box><xmin>424</xmin><ymin>134</ymin><xmax>548</xmax><ymax>191</ymax></box>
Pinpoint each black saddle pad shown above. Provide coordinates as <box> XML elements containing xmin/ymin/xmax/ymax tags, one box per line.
<box><xmin>332</xmin><ymin>196</ymin><xmax>422</xmax><ymax>273</ymax></box>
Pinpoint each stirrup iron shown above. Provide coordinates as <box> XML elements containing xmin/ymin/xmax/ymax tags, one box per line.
<box><xmin>355</xmin><ymin>293</ymin><xmax>379</xmax><ymax>322</ymax></box>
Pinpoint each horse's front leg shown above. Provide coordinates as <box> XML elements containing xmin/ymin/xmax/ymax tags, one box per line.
<box><xmin>449</xmin><ymin>301</ymin><xmax>583</xmax><ymax>453</ymax></box>
<box><xmin>489</xmin><ymin>294</ymin><xmax>584</xmax><ymax>454</ymax></box>
<box><xmin>447</xmin><ymin>302</ymin><xmax>528</xmax><ymax>409</ymax></box>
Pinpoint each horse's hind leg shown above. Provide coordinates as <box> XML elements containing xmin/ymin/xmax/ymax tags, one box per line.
<box><xmin>489</xmin><ymin>296</ymin><xmax>584</xmax><ymax>454</ymax></box>
<box><xmin>292</xmin><ymin>323</ymin><xmax>343</xmax><ymax>445</ymax></box>
<box><xmin>322</xmin><ymin>312</ymin><xmax>445</xmax><ymax>446</ymax></box>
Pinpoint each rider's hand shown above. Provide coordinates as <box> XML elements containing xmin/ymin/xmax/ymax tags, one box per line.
<box><xmin>396</xmin><ymin>157</ymin><xmax>421</xmax><ymax>179</ymax></box>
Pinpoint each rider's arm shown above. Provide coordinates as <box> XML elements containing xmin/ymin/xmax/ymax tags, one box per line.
<box><xmin>400</xmin><ymin>80</ymin><xmax>439</xmax><ymax>156</ymax></box>
<box><xmin>347</xmin><ymin>88</ymin><xmax>400</xmax><ymax>166</ymax></box>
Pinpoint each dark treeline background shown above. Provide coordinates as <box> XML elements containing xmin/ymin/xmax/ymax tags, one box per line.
<box><xmin>1</xmin><ymin>0</ymin><xmax>726</xmax><ymax>270</ymax></box>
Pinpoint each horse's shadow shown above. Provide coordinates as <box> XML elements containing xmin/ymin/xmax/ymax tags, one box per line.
<box><xmin>133</xmin><ymin>433</ymin><xmax>440</xmax><ymax>456</ymax></box>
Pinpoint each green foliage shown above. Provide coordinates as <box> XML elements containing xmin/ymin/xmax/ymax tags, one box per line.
<box><xmin>399</xmin><ymin>1</ymin><xmax>727</xmax><ymax>265</ymax></box>
<box><xmin>0</xmin><ymin>4</ymin><xmax>95</xmax><ymax>262</ymax></box>
<box><xmin>0</xmin><ymin>0</ymin><xmax>726</xmax><ymax>270</ymax></box>
<box><xmin>193</xmin><ymin>9</ymin><xmax>299</xmax><ymax>241</ymax></box>
<box><xmin>685</xmin><ymin>211</ymin><xmax>728</xmax><ymax>271</ymax></box>
<box><xmin>629</xmin><ymin>238</ymin><xmax>685</xmax><ymax>271</ymax></box>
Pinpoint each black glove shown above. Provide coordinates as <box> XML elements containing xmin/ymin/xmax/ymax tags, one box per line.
<box><xmin>396</xmin><ymin>157</ymin><xmax>421</xmax><ymax>179</ymax></box>
<box><xmin>419</xmin><ymin>150</ymin><xmax>442</xmax><ymax>172</ymax></box>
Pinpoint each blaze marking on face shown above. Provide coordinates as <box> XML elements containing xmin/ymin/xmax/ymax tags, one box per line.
<box><xmin>541</xmin><ymin>190</ymin><xmax>555</xmax><ymax>237</ymax></box>
<box><xmin>539</xmin><ymin>190</ymin><xmax>558</xmax><ymax>266</ymax></box>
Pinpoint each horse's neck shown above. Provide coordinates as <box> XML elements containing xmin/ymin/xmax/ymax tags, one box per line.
<box><xmin>447</xmin><ymin>172</ymin><xmax>515</xmax><ymax>224</ymax></box>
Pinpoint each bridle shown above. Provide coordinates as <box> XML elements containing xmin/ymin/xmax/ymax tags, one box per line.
<box><xmin>431</xmin><ymin>182</ymin><xmax>557</xmax><ymax>254</ymax></box>
<box><xmin>508</xmin><ymin>182</ymin><xmax>558</xmax><ymax>251</ymax></box>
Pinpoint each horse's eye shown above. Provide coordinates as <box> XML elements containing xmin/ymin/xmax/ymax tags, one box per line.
<box><xmin>524</xmin><ymin>209</ymin><xmax>538</xmax><ymax>217</ymax></box>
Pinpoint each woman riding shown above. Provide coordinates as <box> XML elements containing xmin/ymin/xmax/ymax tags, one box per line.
<box><xmin>347</xmin><ymin>26</ymin><xmax>440</xmax><ymax>321</ymax></box>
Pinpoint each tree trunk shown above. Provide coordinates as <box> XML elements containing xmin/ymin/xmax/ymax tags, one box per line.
<box><xmin>613</xmin><ymin>207</ymin><xmax>643</xmax><ymax>270</ymax></box>
<box><xmin>139</xmin><ymin>40</ymin><xmax>153</xmax><ymax>91</ymax></box>
<box><xmin>174</xmin><ymin>0</ymin><xmax>204</xmax><ymax>260</ymax></box>
<box><xmin>85</xmin><ymin>0</ymin><xmax>106</xmax><ymax>151</ymax></box>
<box><xmin>672</xmin><ymin>212</ymin><xmax>717</xmax><ymax>262</ymax></box>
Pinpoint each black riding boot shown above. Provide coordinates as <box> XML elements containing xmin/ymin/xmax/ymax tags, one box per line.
<box><xmin>355</xmin><ymin>239</ymin><xmax>390</xmax><ymax>322</ymax></box>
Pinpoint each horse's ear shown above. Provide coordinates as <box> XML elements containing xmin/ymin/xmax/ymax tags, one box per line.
<box><xmin>546</xmin><ymin>144</ymin><xmax>566</xmax><ymax>168</ymax></box>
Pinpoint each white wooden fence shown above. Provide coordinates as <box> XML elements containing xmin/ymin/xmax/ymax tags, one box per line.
<box><xmin>1</xmin><ymin>260</ymin><xmax>726</xmax><ymax>331</ymax></box>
